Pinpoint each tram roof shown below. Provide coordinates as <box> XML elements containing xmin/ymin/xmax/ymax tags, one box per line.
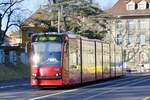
<box><xmin>31</xmin><ymin>32</ymin><xmax>81</xmax><ymax>38</ymax></box>
<box><xmin>31</xmin><ymin>32</ymin><xmax>102</xmax><ymax>42</ymax></box>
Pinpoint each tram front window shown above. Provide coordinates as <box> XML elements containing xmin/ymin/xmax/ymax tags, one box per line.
<box><xmin>32</xmin><ymin>42</ymin><xmax>62</xmax><ymax>67</ymax></box>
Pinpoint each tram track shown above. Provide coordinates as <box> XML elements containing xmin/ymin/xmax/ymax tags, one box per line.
<box><xmin>83</xmin><ymin>76</ymin><xmax>150</xmax><ymax>100</ymax></box>
<box><xmin>29</xmin><ymin>74</ymin><xmax>150</xmax><ymax>100</ymax></box>
<box><xmin>1</xmin><ymin>74</ymin><xmax>150</xmax><ymax>100</ymax></box>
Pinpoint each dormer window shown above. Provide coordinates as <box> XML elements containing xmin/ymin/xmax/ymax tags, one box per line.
<box><xmin>138</xmin><ymin>0</ymin><xmax>146</xmax><ymax>10</ymax></box>
<box><xmin>127</xmin><ymin>1</ymin><xmax>135</xmax><ymax>10</ymax></box>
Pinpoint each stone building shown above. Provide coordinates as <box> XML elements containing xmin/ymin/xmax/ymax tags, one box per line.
<box><xmin>6</xmin><ymin>32</ymin><xmax>22</xmax><ymax>46</ymax></box>
<box><xmin>108</xmin><ymin>0</ymin><xmax>150</xmax><ymax>72</ymax></box>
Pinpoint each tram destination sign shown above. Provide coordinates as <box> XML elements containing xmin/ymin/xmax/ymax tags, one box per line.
<box><xmin>32</xmin><ymin>34</ymin><xmax>62</xmax><ymax>42</ymax></box>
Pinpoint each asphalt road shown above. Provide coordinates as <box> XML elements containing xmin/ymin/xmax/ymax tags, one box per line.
<box><xmin>1</xmin><ymin>73</ymin><xmax>150</xmax><ymax>100</ymax></box>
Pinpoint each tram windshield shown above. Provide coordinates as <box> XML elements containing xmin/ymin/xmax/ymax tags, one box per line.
<box><xmin>31</xmin><ymin>35</ymin><xmax>62</xmax><ymax>67</ymax></box>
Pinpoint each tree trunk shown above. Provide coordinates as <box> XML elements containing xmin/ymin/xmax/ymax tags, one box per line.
<box><xmin>49</xmin><ymin>0</ymin><xmax>56</xmax><ymax>4</ymax></box>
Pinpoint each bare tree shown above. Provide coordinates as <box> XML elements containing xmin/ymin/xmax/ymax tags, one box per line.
<box><xmin>108</xmin><ymin>19</ymin><xmax>145</xmax><ymax>68</ymax></box>
<box><xmin>0</xmin><ymin>0</ymin><xmax>25</xmax><ymax>45</ymax></box>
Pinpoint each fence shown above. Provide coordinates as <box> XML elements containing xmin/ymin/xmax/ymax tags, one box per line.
<box><xmin>0</xmin><ymin>46</ymin><xmax>28</xmax><ymax>65</ymax></box>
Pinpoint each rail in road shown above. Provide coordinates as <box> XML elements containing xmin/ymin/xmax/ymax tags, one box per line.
<box><xmin>1</xmin><ymin>73</ymin><xmax>150</xmax><ymax>100</ymax></box>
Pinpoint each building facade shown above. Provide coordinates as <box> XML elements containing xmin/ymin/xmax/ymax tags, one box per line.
<box><xmin>108</xmin><ymin>0</ymin><xmax>150</xmax><ymax>72</ymax></box>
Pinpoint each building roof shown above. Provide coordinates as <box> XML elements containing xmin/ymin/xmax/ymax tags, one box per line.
<box><xmin>133</xmin><ymin>0</ymin><xmax>150</xmax><ymax>3</ymax></box>
<box><xmin>22</xmin><ymin>7</ymin><xmax>50</xmax><ymax>27</ymax></box>
<box><xmin>108</xmin><ymin>0</ymin><xmax>150</xmax><ymax>18</ymax></box>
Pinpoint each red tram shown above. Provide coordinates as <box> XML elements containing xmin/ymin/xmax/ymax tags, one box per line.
<box><xmin>29</xmin><ymin>32</ymin><xmax>125</xmax><ymax>87</ymax></box>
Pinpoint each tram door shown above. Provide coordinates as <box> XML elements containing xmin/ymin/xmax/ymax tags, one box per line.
<box><xmin>82</xmin><ymin>40</ymin><xmax>95</xmax><ymax>82</ymax></box>
<box><xmin>68</xmin><ymin>39</ymin><xmax>81</xmax><ymax>84</ymax></box>
<box><xmin>115</xmin><ymin>46</ymin><xmax>123</xmax><ymax>76</ymax></box>
<box><xmin>103</xmin><ymin>43</ymin><xmax>111</xmax><ymax>79</ymax></box>
<box><xmin>96</xmin><ymin>42</ymin><xmax>103</xmax><ymax>80</ymax></box>
<box><xmin>111</xmin><ymin>44</ymin><xmax>116</xmax><ymax>77</ymax></box>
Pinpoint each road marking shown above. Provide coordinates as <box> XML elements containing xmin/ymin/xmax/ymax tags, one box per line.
<box><xmin>29</xmin><ymin>75</ymin><xmax>146</xmax><ymax>100</ymax></box>
<box><xmin>29</xmin><ymin>89</ymin><xmax>78</xmax><ymax>100</ymax></box>
<box><xmin>0</xmin><ymin>91</ymin><xmax>29</xmax><ymax>96</ymax></box>
<box><xmin>60</xmin><ymin>75</ymin><xmax>150</xmax><ymax>99</ymax></box>
<box><xmin>83</xmin><ymin>77</ymin><xmax>150</xmax><ymax>100</ymax></box>
<box><xmin>0</xmin><ymin>83</ymin><xmax>29</xmax><ymax>89</ymax></box>
<box><xmin>83</xmin><ymin>73</ymin><xmax>150</xmax><ymax>89</ymax></box>
<box><xmin>28</xmin><ymin>76</ymin><xmax>131</xmax><ymax>100</ymax></box>
<box><xmin>81</xmin><ymin>75</ymin><xmax>135</xmax><ymax>89</ymax></box>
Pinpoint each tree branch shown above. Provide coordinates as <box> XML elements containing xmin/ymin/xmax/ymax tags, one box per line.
<box><xmin>1</xmin><ymin>0</ymin><xmax>24</xmax><ymax>19</ymax></box>
<box><xmin>4</xmin><ymin>10</ymin><xmax>14</xmax><ymax>32</ymax></box>
<box><xmin>0</xmin><ymin>3</ymin><xmax>11</xmax><ymax>5</ymax></box>
<box><xmin>3</xmin><ymin>23</ymin><xmax>20</xmax><ymax>39</ymax></box>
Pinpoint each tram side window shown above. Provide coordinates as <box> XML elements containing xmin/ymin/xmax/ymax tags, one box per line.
<box><xmin>69</xmin><ymin>40</ymin><xmax>79</xmax><ymax>69</ymax></box>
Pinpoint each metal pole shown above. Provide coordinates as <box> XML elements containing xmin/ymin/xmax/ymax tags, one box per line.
<box><xmin>58</xmin><ymin>7</ymin><xmax>61</xmax><ymax>33</ymax></box>
<box><xmin>80</xmin><ymin>38</ymin><xmax>83</xmax><ymax>83</ymax></box>
<box><xmin>0</xmin><ymin>13</ymin><xmax>2</xmax><ymax>30</ymax></box>
<box><xmin>114</xmin><ymin>44</ymin><xmax>116</xmax><ymax>77</ymax></box>
<box><xmin>109</xmin><ymin>44</ymin><xmax>112</xmax><ymax>77</ymax></box>
<box><xmin>149</xmin><ymin>19</ymin><xmax>150</xmax><ymax>72</ymax></box>
<box><xmin>102</xmin><ymin>43</ymin><xmax>104</xmax><ymax>79</ymax></box>
<box><xmin>95</xmin><ymin>41</ymin><xmax>97</xmax><ymax>80</ymax></box>
<box><xmin>0</xmin><ymin>13</ymin><xmax>2</xmax><ymax>43</ymax></box>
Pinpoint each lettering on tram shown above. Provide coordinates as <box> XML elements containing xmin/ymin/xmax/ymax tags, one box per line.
<box><xmin>29</xmin><ymin>32</ymin><xmax>125</xmax><ymax>88</ymax></box>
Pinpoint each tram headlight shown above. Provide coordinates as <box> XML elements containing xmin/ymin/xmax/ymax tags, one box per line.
<box><xmin>32</xmin><ymin>54</ymin><xmax>40</xmax><ymax>67</ymax></box>
<box><xmin>56</xmin><ymin>73</ymin><xmax>59</xmax><ymax>76</ymax></box>
<box><xmin>32</xmin><ymin>74</ymin><xmax>37</xmax><ymax>78</ymax></box>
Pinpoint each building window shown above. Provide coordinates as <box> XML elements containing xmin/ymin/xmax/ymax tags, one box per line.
<box><xmin>145</xmin><ymin>34</ymin><xmax>149</xmax><ymax>43</ymax></box>
<box><xmin>138</xmin><ymin>3</ymin><xmax>146</xmax><ymax>9</ymax></box>
<box><xmin>139</xmin><ymin>19</ymin><xmax>145</xmax><ymax>29</ymax></box>
<box><xmin>128</xmin><ymin>20</ymin><xmax>134</xmax><ymax>31</ymax></box>
<box><xmin>138</xmin><ymin>0</ymin><xmax>146</xmax><ymax>10</ymax></box>
<box><xmin>140</xmin><ymin>34</ymin><xmax>145</xmax><ymax>45</ymax></box>
<box><xmin>117</xmin><ymin>34</ymin><xmax>123</xmax><ymax>45</ymax></box>
<box><xmin>116</xmin><ymin>21</ymin><xmax>122</xmax><ymax>29</ymax></box>
<box><xmin>127</xmin><ymin>1</ymin><xmax>135</xmax><ymax>10</ymax></box>
<box><xmin>128</xmin><ymin>34</ymin><xmax>134</xmax><ymax>45</ymax></box>
<box><xmin>117</xmin><ymin>21</ymin><xmax>123</xmax><ymax>30</ymax></box>
<box><xmin>127</xmin><ymin>4</ymin><xmax>135</xmax><ymax>10</ymax></box>
<box><xmin>116</xmin><ymin>21</ymin><xmax>124</xmax><ymax>33</ymax></box>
